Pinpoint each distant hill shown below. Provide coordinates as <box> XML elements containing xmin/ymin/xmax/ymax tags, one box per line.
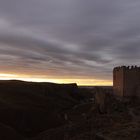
<box><xmin>0</xmin><ymin>80</ymin><xmax>80</xmax><ymax>138</ymax></box>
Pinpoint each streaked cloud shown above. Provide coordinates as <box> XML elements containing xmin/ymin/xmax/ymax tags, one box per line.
<box><xmin>0</xmin><ymin>0</ymin><xmax>140</xmax><ymax>85</ymax></box>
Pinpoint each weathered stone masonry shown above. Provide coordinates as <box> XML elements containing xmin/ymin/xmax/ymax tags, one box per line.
<box><xmin>113</xmin><ymin>66</ymin><xmax>140</xmax><ymax>97</ymax></box>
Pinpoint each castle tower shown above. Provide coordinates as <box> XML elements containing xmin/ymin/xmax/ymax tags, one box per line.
<box><xmin>113</xmin><ymin>66</ymin><xmax>140</xmax><ymax>97</ymax></box>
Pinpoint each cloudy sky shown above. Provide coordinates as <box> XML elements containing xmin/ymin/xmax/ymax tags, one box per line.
<box><xmin>0</xmin><ymin>0</ymin><xmax>140</xmax><ymax>85</ymax></box>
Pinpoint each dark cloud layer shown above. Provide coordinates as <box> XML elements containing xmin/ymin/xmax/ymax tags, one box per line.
<box><xmin>0</xmin><ymin>0</ymin><xmax>140</xmax><ymax>83</ymax></box>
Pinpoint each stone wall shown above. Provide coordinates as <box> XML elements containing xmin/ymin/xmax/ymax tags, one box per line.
<box><xmin>124</xmin><ymin>66</ymin><xmax>140</xmax><ymax>97</ymax></box>
<box><xmin>113</xmin><ymin>66</ymin><xmax>140</xmax><ymax>97</ymax></box>
<box><xmin>113</xmin><ymin>66</ymin><xmax>124</xmax><ymax>96</ymax></box>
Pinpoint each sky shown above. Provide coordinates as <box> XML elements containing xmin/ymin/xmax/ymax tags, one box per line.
<box><xmin>0</xmin><ymin>0</ymin><xmax>140</xmax><ymax>85</ymax></box>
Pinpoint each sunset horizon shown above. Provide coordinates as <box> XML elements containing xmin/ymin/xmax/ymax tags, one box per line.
<box><xmin>0</xmin><ymin>0</ymin><xmax>139</xmax><ymax>87</ymax></box>
<box><xmin>0</xmin><ymin>73</ymin><xmax>113</xmax><ymax>86</ymax></box>
<box><xmin>0</xmin><ymin>0</ymin><xmax>140</xmax><ymax>139</ymax></box>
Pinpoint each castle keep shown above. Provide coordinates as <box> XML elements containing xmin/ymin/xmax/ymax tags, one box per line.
<box><xmin>113</xmin><ymin>66</ymin><xmax>140</xmax><ymax>97</ymax></box>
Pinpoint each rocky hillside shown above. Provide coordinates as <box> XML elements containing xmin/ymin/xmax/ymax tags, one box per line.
<box><xmin>30</xmin><ymin>92</ymin><xmax>140</xmax><ymax>140</ymax></box>
<box><xmin>0</xmin><ymin>81</ymin><xmax>139</xmax><ymax>140</ymax></box>
<box><xmin>0</xmin><ymin>80</ymin><xmax>81</xmax><ymax>139</ymax></box>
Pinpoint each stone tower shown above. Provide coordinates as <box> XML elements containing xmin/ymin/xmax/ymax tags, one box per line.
<box><xmin>113</xmin><ymin>66</ymin><xmax>140</xmax><ymax>97</ymax></box>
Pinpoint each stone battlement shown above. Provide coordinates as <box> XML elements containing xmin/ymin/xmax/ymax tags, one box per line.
<box><xmin>114</xmin><ymin>66</ymin><xmax>140</xmax><ymax>71</ymax></box>
<box><xmin>113</xmin><ymin>66</ymin><xmax>140</xmax><ymax>97</ymax></box>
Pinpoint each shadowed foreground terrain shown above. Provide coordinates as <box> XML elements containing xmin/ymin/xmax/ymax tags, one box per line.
<box><xmin>0</xmin><ymin>80</ymin><xmax>139</xmax><ymax>140</ymax></box>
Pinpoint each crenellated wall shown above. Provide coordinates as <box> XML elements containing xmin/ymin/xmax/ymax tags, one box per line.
<box><xmin>113</xmin><ymin>66</ymin><xmax>125</xmax><ymax>96</ymax></box>
<box><xmin>113</xmin><ymin>66</ymin><xmax>140</xmax><ymax>97</ymax></box>
<box><xmin>124</xmin><ymin>66</ymin><xmax>140</xmax><ymax>97</ymax></box>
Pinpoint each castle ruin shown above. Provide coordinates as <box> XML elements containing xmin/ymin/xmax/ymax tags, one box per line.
<box><xmin>113</xmin><ymin>66</ymin><xmax>140</xmax><ymax>97</ymax></box>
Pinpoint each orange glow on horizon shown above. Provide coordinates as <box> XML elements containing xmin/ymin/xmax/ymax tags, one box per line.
<box><xmin>0</xmin><ymin>73</ymin><xmax>113</xmax><ymax>86</ymax></box>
